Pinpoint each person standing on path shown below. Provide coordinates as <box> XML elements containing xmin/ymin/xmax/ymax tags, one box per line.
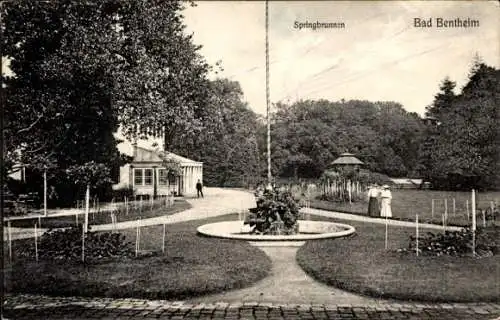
<box><xmin>366</xmin><ymin>184</ymin><xmax>380</xmax><ymax>217</ymax></box>
<box><xmin>196</xmin><ymin>179</ymin><xmax>204</xmax><ymax>198</ymax></box>
<box><xmin>380</xmin><ymin>185</ymin><xmax>392</xmax><ymax>218</ymax></box>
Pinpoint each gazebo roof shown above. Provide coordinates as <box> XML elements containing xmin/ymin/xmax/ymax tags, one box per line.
<box><xmin>331</xmin><ymin>153</ymin><xmax>364</xmax><ymax>165</ymax></box>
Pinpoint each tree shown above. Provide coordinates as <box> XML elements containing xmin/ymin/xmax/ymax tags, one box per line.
<box><xmin>170</xmin><ymin>79</ymin><xmax>261</xmax><ymax>187</ymax></box>
<box><xmin>425</xmin><ymin>77</ymin><xmax>457</xmax><ymax>121</ymax></box>
<box><xmin>419</xmin><ymin>60</ymin><xmax>500</xmax><ymax>190</ymax></box>
<box><xmin>112</xmin><ymin>0</ymin><xmax>213</xmax><ymax>150</ymax></box>
<box><xmin>3</xmin><ymin>0</ymin><xmax>127</xmax><ymax>204</ymax></box>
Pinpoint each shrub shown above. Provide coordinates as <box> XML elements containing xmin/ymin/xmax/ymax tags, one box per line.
<box><xmin>111</xmin><ymin>187</ymin><xmax>134</xmax><ymax>200</ymax></box>
<box><xmin>401</xmin><ymin>226</ymin><xmax>499</xmax><ymax>257</ymax></box>
<box><xmin>244</xmin><ymin>188</ymin><xmax>301</xmax><ymax>235</ymax></box>
<box><xmin>17</xmin><ymin>226</ymin><xmax>135</xmax><ymax>263</ymax></box>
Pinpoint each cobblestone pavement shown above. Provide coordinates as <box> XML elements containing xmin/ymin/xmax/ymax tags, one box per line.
<box><xmin>4</xmin><ymin>295</ymin><xmax>500</xmax><ymax>319</ymax></box>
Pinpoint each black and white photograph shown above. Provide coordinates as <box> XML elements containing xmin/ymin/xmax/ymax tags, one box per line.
<box><xmin>1</xmin><ymin>1</ymin><xmax>499</xmax><ymax>319</ymax></box>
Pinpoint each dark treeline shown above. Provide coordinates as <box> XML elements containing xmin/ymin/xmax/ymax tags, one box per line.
<box><xmin>269</xmin><ymin>99</ymin><xmax>424</xmax><ymax>179</ymax></box>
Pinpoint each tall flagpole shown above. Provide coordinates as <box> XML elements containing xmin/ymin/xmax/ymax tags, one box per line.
<box><xmin>266</xmin><ymin>0</ymin><xmax>271</xmax><ymax>185</ymax></box>
<box><xmin>0</xmin><ymin>4</ymin><xmax>7</xmax><ymax>318</ymax></box>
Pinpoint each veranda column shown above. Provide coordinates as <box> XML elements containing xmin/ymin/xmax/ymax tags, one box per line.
<box><xmin>190</xmin><ymin>166</ymin><xmax>194</xmax><ymax>194</ymax></box>
<box><xmin>183</xmin><ymin>167</ymin><xmax>187</xmax><ymax>195</ymax></box>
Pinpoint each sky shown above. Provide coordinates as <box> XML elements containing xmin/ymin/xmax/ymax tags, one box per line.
<box><xmin>183</xmin><ymin>1</ymin><xmax>499</xmax><ymax>116</ymax></box>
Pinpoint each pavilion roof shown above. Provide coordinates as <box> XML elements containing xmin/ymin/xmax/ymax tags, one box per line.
<box><xmin>331</xmin><ymin>152</ymin><xmax>364</xmax><ymax>165</ymax></box>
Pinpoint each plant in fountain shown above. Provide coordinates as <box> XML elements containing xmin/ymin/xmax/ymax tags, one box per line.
<box><xmin>244</xmin><ymin>188</ymin><xmax>301</xmax><ymax>235</ymax></box>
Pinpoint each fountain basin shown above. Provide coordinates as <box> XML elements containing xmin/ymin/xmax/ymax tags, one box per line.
<box><xmin>197</xmin><ymin>220</ymin><xmax>355</xmax><ymax>246</ymax></box>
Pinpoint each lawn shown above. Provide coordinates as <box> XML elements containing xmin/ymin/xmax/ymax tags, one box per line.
<box><xmin>5</xmin><ymin>213</ymin><xmax>272</xmax><ymax>300</ymax></box>
<box><xmin>308</xmin><ymin>189</ymin><xmax>500</xmax><ymax>227</ymax></box>
<box><xmin>296</xmin><ymin>214</ymin><xmax>500</xmax><ymax>302</ymax></box>
<box><xmin>6</xmin><ymin>199</ymin><xmax>191</xmax><ymax>229</ymax></box>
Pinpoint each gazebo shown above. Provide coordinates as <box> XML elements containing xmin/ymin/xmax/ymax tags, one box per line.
<box><xmin>330</xmin><ymin>152</ymin><xmax>364</xmax><ymax>171</ymax></box>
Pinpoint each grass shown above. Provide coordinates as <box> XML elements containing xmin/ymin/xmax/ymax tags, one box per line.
<box><xmin>296</xmin><ymin>214</ymin><xmax>500</xmax><ymax>302</ymax></box>
<box><xmin>308</xmin><ymin>189</ymin><xmax>500</xmax><ymax>227</ymax></box>
<box><xmin>6</xmin><ymin>199</ymin><xmax>191</xmax><ymax>229</ymax></box>
<box><xmin>5</xmin><ymin>213</ymin><xmax>272</xmax><ymax>300</ymax></box>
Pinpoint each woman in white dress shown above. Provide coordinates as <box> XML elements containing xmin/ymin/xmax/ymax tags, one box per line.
<box><xmin>380</xmin><ymin>185</ymin><xmax>392</xmax><ymax>218</ymax></box>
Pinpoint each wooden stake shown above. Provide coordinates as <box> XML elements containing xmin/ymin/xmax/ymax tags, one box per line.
<box><xmin>135</xmin><ymin>218</ymin><xmax>141</xmax><ymax>257</ymax></box>
<box><xmin>472</xmin><ymin>189</ymin><xmax>476</xmax><ymax>256</ymax></box>
<box><xmin>482</xmin><ymin>209</ymin><xmax>486</xmax><ymax>228</ymax></box>
<box><xmin>162</xmin><ymin>223</ymin><xmax>166</xmax><ymax>254</ymax></box>
<box><xmin>444</xmin><ymin>199</ymin><xmax>448</xmax><ymax>221</ymax></box>
<box><xmin>348</xmin><ymin>180</ymin><xmax>352</xmax><ymax>204</ymax></box>
<box><xmin>140</xmin><ymin>196</ymin><xmax>143</xmax><ymax>215</ymax></box>
<box><xmin>466</xmin><ymin>199</ymin><xmax>470</xmax><ymax>220</ymax></box>
<box><xmin>472</xmin><ymin>190</ymin><xmax>476</xmax><ymax>231</ymax></box>
<box><xmin>442</xmin><ymin>214</ymin><xmax>446</xmax><ymax>231</ymax></box>
<box><xmin>34</xmin><ymin>223</ymin><xmax>38</xmax><ymax>262</ymax></box>
<box><xmin>452</xmin><ymin>198</ymin><xmax>456</xmax><ymax>216</ymax></box>
<box><xmin>84</xmin><ymin>184</ymin><xmax>90</xmax><ymax>233</ymax></box>
<box><xmin>384</xmin><ymin>216</ymin><xmax>388</xmax><ymax>250</ymax></box>
<box><xmin>43</xmin><ymin>170</ymin><xmax>47</xmax><ymax>216</ymax></box>
<box><xmin>7</xmin><ymin>221</ymin><xmax>12</xmax><ymax>263</ymax></box>
<box><xmin>431</xmin><ymin>199</ymin><xmax>434</xmax><ymax>218</ymax></box>
<box><xmin>81</xmin><ymin>222</ymin><xmax>85</xmax><ymax>263</ymax></box>
<box><xmin>416</xmin><ymin>214</ymin><xmax>419</xmax><ymax>257</ymax></box>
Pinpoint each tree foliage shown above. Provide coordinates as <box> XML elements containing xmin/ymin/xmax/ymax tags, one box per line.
<box><xmin>268</xmin><ymin>99</ymin><xmax>425</xmax><ymax>179</ymax></box>
<box><xmin>418</xmin><ymin>61</ymin><xmax>500</xmax><ymax>190</ymax></box>
<box><xmin>2</xmin><ymin>0</ymin><xmax>210</xmax><ymax>203</ymax></box>
<box><xmin>170</xmin><ymin>79</ymin><xmax>261</xmax><ymax>187</ymax></box>
<box><xmin>2</xmin><ymin>0</ymin><xmax>127</xmax><ymax>203</ymax></box>
<box><xmin>111</xmin><ymin>0</ymin><xmax>213</xmax><ymax>149</ymax></box>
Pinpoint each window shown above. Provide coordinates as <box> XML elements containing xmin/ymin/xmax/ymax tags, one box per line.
<box><xmin>144</xmin><ymin>169</ymin><xmax>153</xmax><ymax>185</ymax></box>
<box><xmin>134</xmin><ymin>168</ymin><xmax>153</xmax><ymax>186</ymax></box>
<box><xmin>158</xmin><ymin>169</ymin><xmax>168</xmax><ymax>185</ymax></box>
<box><xmin>134</xmin><ymin>169</ymin><xmax>143</xmax><ymax>186</ymax></box>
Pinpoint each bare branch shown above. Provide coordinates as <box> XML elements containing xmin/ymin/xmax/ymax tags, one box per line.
<box><xmin>16</xmin><ymin>114</ymin><xmax>43</xmax><ymax>134</ymax></box>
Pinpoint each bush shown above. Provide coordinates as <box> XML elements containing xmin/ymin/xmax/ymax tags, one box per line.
<box><xmin>17</xmin><ymin>226</ymin><xmax>135</xmax><ymax>263</ymax></box>
<box><xmin>401</xmin><ymin>226</ymin><xmax>499</xmax><ymax>257</ymax></box>
<box><xmin>111</xmin><ymin>187</ymin><xmax>134</xmax><ymax>200</ymax></box>
<box><xmin>244</xmin><ymin>188</ymin><xmax>301</xmax><ymax>235</ymax></box>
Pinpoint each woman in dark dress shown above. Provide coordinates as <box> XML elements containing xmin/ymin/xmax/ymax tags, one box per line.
<box><xmin>367</xmin><ymin>184</ymin><xmax>380</xmax><ymax>217</ymax></box>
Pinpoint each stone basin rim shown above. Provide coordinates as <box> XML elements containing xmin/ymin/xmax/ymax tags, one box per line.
<box><xmin>197</xmin><ymin>220</ymin><xmax>356</xmax><ymax>241</ymax></box>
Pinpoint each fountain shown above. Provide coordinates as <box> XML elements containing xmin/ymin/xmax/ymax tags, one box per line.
<box><xmin>197</xmin><ymin>188</ymin><xmax>355</xmax><ymax>246</ymax></box>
